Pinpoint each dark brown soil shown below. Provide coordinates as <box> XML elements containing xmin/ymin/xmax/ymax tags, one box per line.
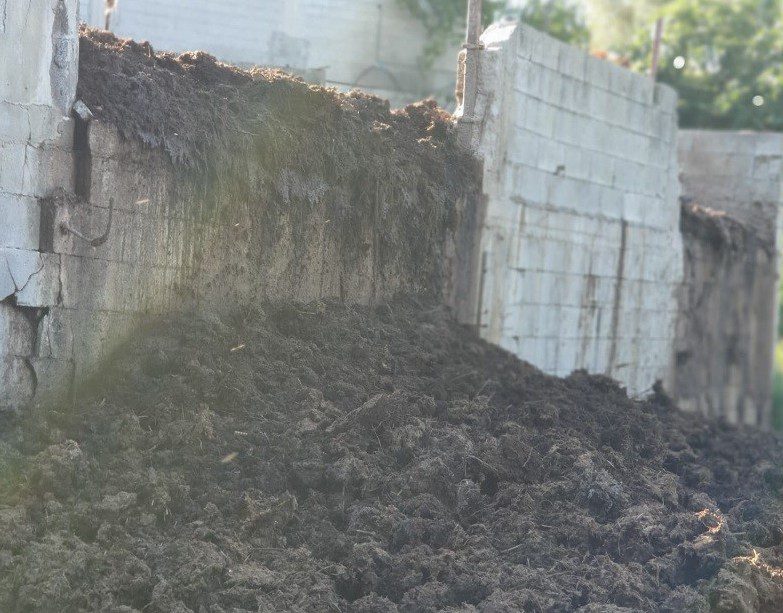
<box><xmin>1</xmin><ymin>300</ymin><xmax>783</xmax><ymax>612</ymax></box>
<box><xmin>76</xmin><ymin>27</ymin><xmax>466</xmax><ymax>171</ymax></box>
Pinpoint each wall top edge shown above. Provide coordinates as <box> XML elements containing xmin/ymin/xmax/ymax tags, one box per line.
<box><xmin>481</xmin><ymin>22</ymin><xmax>677</xmax><ymax>112</ymax></box>
<box><xmin>480</xmin><ymin>22</ymin><xmax>519</xmax><ymax>50</ymax></box>
<box><xmin>679</xmin><ymin>129</ymin><xmax>783</xmax><ymax>157</ymax></box>
<box><xmin>679</xmin><ymin>129</ymin><xmax>783</xmax><ymax>140</ymax></box>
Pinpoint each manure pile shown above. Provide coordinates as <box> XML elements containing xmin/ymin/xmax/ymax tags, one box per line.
<box><xmin>74</xmin><ymin>29</ymin><xmax>481</xmax><ymax>308</ymax></box>
<box><xmin>1</xmin><ymin>301</ymin><xmax>783</xmax><ymax>612</ymax></box>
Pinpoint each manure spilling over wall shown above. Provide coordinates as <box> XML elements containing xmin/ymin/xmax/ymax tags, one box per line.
<box><xmin>0</xmin><ymin>27</ymin><xmax>482</xmax><ymax>410</ymax></box>
<box><xmin>4</xmin><ymin>12</ymin><xmax>783</xmax><ymax>425</ymax></box>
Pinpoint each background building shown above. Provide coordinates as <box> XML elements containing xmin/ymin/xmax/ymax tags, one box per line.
<box><xmin>78</xmin><ymin>0</ymin><xmax>461</xmax><ymax>108</ymax></box>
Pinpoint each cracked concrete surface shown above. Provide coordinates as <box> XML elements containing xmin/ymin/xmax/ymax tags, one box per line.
<box><xmin>51</xmin><ymin>0</ymin><xmax>78</xmax><ymax>113</ymax></box>
<box><xmin>1</xmin><ymin>248</ymin><xmax>61</xmax><ymax>307</ymax></box>
<box><xmin>2</xmin><ymin>251</ymin><xmax>45</xmax><ymax>299</ymax></box>
<box><xmin>1</xmin><ymin>0</ymin><xmax>77</xmax><ymax>410</ymax></box>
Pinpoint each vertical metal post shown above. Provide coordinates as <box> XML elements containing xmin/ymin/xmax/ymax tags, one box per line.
<box><xmin>650</xmin><ymin>18</ymin><xmax>664</xmax><ymax>81</ymax></box>
<box><xmin>104</xmin><ymin>0</ymin><xmax>116</xmax><ymax>31</ymax></box>
<box><xmin>458</xmin><ymin>0</ymin><xmax>483</xmax><ymax>148</ymax></box>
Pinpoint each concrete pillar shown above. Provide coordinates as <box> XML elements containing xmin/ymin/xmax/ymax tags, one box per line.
<box><xmin>0</xmin><ymin>0</ymin><xmax>78</xmax><ymax>410</ymax></box>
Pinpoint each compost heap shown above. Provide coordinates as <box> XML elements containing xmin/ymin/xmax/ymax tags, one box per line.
<box><xmin>74</xmin><ymin>28</ymin><xmax>480</xmax><ymax>310</ymax></box>
<box><xmin>1</xmin><ymin>300</ymin><xmax>783</xmax><ymax>612</ymax></box>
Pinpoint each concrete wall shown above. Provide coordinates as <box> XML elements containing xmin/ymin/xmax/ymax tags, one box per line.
<box><xmin>78</xmin><ymin>0</ymin><xmax>460</xmax><ymax>108</ymax></box>
<box><xmin>1</xmin><ymin>0</ymin><xmax>78</xmax><ymax>408</ymax></box>
<box><xmin>463</xmin><ymin>23</ymin><xmax>683</xmax><ymax>395</ymax></box>
<box><xmin>24</xmin><ymin>118</ymin><xmax>477</xmax><ymax>408</ymax></box>
<box><xmin>679</xmin><ymin>131</ymin><xmax>783</xmax><ymax>247</ymax></box>
<box><xmin>675</xmin><ymin>131</ymin><xmax>783</xmax><ymax>426</ymax></box>
<box><xmin>0</xmin><ymin>19</ymin><xmax>480</xmax><ymax>411</ymax></box>
<box><xmin>6</xmin><ymin>7</ymin><xmax>783</xmax><ymax>425</ymax></box>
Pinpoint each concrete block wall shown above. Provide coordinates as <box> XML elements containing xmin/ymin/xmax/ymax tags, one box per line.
<box><xmin>4</xmin><ymin>7</ymin><xmax>778</xmax><ymax>425</ymax></box>
<box><xmin>679</xmin><ymin>131</ymin><xmax>783</xmax><ymax>246</ymax></box>
<box><xmin>465</xmin><ymin>23</ymin><xmax>683</xmax><ymax>395</ymax></box>
<box><xmin>0</xmin><ymin>99</ymin><xmax>480</xmax><ymax>411</ymax></box>
<box><xmin>78</xmin><ymin>0</ymin><xmax>459</xmax><ymax>108</ymax></box>
<box><xmin>1</xmin><ymin>5</ymin><xmax>481</xmax><ymax>411</ymax></box>
<box><xmin>1</xmin><ymin>0</ymin><xmax>78</xmax><ymax>409</ymax></box>
<box><xmin>675</xmin><ymin>131</ymin><xmax>783</xmax><ymax>426</ymax></box>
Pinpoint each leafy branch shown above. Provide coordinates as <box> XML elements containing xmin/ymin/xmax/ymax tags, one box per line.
<box><xmin>396</xmin><ymin>0</ymin><xmax>503</xmax><ymax>69</ymax></box>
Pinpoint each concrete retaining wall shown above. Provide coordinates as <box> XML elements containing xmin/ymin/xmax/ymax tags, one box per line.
<box><xmin>464</xmin><ymin>23</ymin><xmax>682</xmax><ymax>395</ymax></box>
<box><xmin>1</xmin><ymin>0</ymin><xmax>78</xmax><ymax>408</ymax></box>
<box><xmin>27</xmin><ymin>118</ymin><xmax>478</xmax><ymax>406</ymax></box>
<box><xmin>4</xmin><ymin>9</ymin><xmax>783</xmax><ymax>426</ymax></box>
<box><xmin>0</xmin><ymin>16</ymin><xmax>480</xmax><ymax>411</ymax></box>
<box><xmin>674</xmin><ymin>131</ymin><xmax>783</xmax><ymax>426</ymax></box>
<box><xmin>679</xmin><ymin>131</ymin><xmax>783</xmax><ymax>247</ymax></box>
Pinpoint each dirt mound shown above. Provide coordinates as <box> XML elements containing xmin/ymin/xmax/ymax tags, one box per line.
<box><xmin>77</xmin><ymin>27</ymin><xmax>466</xmax><ymax>171</ymax></box>
<box><xmin>2</xmin><ymin>300</ymin><xmax>783</xmax><ymax>612</ymax></box>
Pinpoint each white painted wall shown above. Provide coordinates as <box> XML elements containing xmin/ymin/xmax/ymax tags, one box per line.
<box><xmin>466</xmin><ymin>23</ymin><xmax>682</xmax><ymax>395</ymax></box>
<box><xmin>78</xmin><ymin>0</ymin><xmax>460</xmax><ymax>107</ymax></box>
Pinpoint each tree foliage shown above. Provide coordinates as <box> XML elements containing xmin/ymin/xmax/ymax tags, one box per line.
<box><xmin>512</xmin><ymin>0</ymin><xmax>590</xmax><ymax>48</ymax></box>
<box><xmin>396</xmin><ymin>0</ymin><xmax>504</xmax><ymax>68</ymax></box>
<box><xmin>627</xmin><ymin>0</ymin><xmax>783</xmax><ymax>131</ymax></box>
<box><xmin>396</xmin><ymin>0</ymin><xmax>588</xmax><ymax>67</ymax></box>
<box><xmin>583</xmin><ymin>0</ymin><xmax>665</xmax><ymax>52</ymax></box>
<box><xmin>399</xmin><ymin>0</ymin><xmax>783</xmax><ymax>131</ymax></box>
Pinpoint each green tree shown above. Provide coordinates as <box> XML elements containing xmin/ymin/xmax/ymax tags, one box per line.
<box><xmin>583</xmin><ymin>0</ymin><xmax>665</xmax><ymax>52</ymax></box>
<box><xmin>627</xmin><ymin>0</ymin><xmax>783</xmax><ymax>130</ymax></box>
<box><xmin>513</xmin><ymin>0</ymin><xmax>590</xmax><ymax>48</ymax></box>
<box><xmin>396</xmin><ymin>0</ymin><xmax>588</xmax><ymax>67</ymax></box>
<box><xmin>396</xmin><ymin>0</ymin><xmax>504</xmax><ymax>68</ymax></box>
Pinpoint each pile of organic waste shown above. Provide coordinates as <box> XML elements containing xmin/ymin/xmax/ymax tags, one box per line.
<box><xmin>1</xmin><ymin>300</ymin><xmax>782</xmax><ymax>612</ymax></box>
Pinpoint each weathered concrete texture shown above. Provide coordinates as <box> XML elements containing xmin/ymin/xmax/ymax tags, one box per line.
<box><xmin>679</xmin><ymin>131</ymin><xmax>783</xmax><ymax>246</ymax></box>
<box><xmin>0</xmin><ymin>0</ymin><xmax>78</xmax><ymax>410</ymax></box>
<box><xmin>61</xmin><ymin>119</ymin><xmax>475</xmax><ymax>303</ymax></box>
<box><xmin>0</xmin><ymin>303</ymin><xmax>37</xmax><ymax>404</ymax></box>
<box><xmin>78</xmin><ymin>0</ymin><xmax>459</xmax><ymax>108</ymax></box>
<box><xmin>19</xmin><ymin>117</ymin><xmax>479</xmax><ymax>403</ymax></box>
<box><xmin>675</xmin><ymin>131</ymin><xmax>783</xmax><ymax>427</ymax></box>
<box><xmin>2</xmin><ymin>20</ymin><xmax>481</xmax><ymax>411</ymax></box>
<box><xmin>463</xmin><ymin>23</ymin><xmax>682</xmax><ymax>395</ymax></box>
<box><xmin>2</xmin><ymin>0</ymin><xmax>77</xmax><ymax>110</ymax></box>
